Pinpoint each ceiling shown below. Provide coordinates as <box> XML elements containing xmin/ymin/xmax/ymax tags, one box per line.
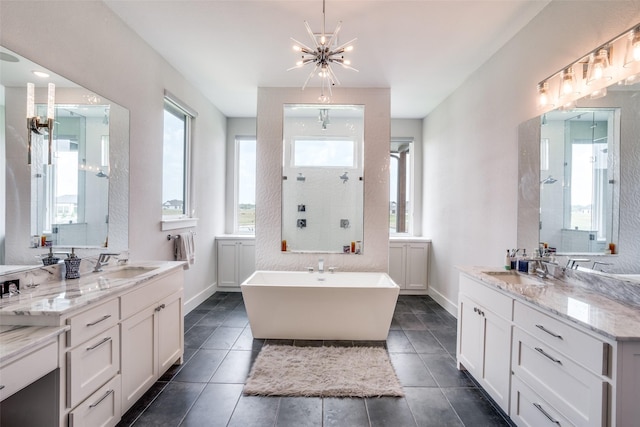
<box><xmin>104</xmin><ymin>0</ymin><xmax>550</xmax><ymax>119</ymax></box>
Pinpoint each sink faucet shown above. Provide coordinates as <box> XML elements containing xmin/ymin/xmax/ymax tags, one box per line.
<box><xmin>93</xmin><ymin>253</ymin><xmax>120</xmax><ymax>273</ymax></box>
<box><xmin>318</xmin><ymin>258</ymin><xmax>324</xmax><ymax>274</ymax></box>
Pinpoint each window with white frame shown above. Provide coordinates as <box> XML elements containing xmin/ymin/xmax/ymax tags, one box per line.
<box><xmin>162</xmin><ymin>95</ymin><xmax>195</xmax><ymax>220</ymax></box>
<box><xmin>235</xmin><ymin>137</ymin><xmax>256</xmax><ymax>233</ymax></box>
<box><xmin>390</xmin><ymin>138</ymin><xmax>413</xmax><ymax>234</ymax></box>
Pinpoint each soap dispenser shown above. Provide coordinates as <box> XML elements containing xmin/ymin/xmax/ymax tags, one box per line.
<box><xmin>64</xmin><ymin>248</ymin><xmax>82</xmax><ymax>280</ymax></box>
<box><xmin>42</xmin><ymin>247</ymin><xmax>60</xmax><ymax>266</ymax></box>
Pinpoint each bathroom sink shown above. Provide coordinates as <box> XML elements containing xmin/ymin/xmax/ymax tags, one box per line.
<box><xmin>482</xmin><ymin>271</ymin><xmax>548</xmax><ymax>286</ymax></box>
<box><xmin>96</xmin><ymin>266</ymin><xmax>159</xmax><ymax>280</ymax></box>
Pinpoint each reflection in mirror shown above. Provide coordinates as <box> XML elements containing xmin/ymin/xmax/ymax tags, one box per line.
<box><xmin>540</xmin><ymin>108</ymin><xmax>620</xmax><ymax>254</ymax></box>
<box><xmin>1</xmin><ymin>46</ymin><xmax>129</xmax><ymax>266</ymax></box>
<box><xmin>282</xmin><ymin>104</ymin><xmax>364</xmax><ymax>253</ymax></box>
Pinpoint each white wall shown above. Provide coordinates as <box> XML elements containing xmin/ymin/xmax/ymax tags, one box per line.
<box><xmin>1</xmin><ymin>1</ymin><xmax>227</xmax><ymax>310</ymax></box>
<box><xmin>256</xmin><ymin>87</ymin><xmax>390</xmax><ymax>272</ymax></box>
<box><xmin>422</xmin><ymin>1</ymin><xmax>640</xmax><ymax>314</ymax></box>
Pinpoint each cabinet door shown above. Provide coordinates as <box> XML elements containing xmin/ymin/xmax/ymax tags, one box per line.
<box><xmin>388</xmin><ymin>244</ymin><xmax>406</xmax><ymax>288</ymax></box>
<box><xmin>405</xmin><ymin>243</ymin><xmax>428</xmax><ymax>290</ymax></box>
<box><xmin>237</xmin><ymin>242</ymin><xmax>256</xmax><ymax>284</ymax></box>
<box><xmin>482</xmin><ymin>309</ymin><xmax>511</xmax><ymax>412</ymax></box>
<box><xmin>217</xmin><ymin>240</ymin><xmax>239</xmax><ymax>287</ymax></box>
<box><xmin>120</xmin><ymin>305</ymin><xmax>156</xmax><ymax>413</ymax></box>
<box><xmin>157</xmin><ymin>291</ymin><xmax>183</xmax><ymax>374</ymax></box>
<box><xmin>457</xmin><ymin>294</ymin><xmax>483</xmax><ymax>376</ymax></box>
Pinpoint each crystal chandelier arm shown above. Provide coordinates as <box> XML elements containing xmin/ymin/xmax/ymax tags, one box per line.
<box><xmin>330</xmin><ymin>58</ymin><xmax>359</xmax><ymax>72</ymax></box>
<box><xmin>326</xmin><ymin>21</ymin><xmax>342</xmax><ymax>47</ymax></box>
<box><xmin>302</xmin><ymin>64</ymin><xmax>320</xmax><ymax>90</ymax></box>
<box><xmin>291</xmin><ymin>37</ymin><xmax>315</xmax><ymax>55</ymax></box>
<box><xmin>304</xmin><ymin>21</ymin><xmax>320</xmax><ymax>48</ymax></box>
<box><xmin>286</xmin><ymin>58</ymin><xmax>316</xmax><ymax>72</ymax></box>
<box><xmin>326</xmin><ymin>66</ymin><xmax>341</xmax><ymax>86</ymax></box>
<box><xmin>331</xmin><ymin>37</ymin><xmax>357</xmax><ymax>55</ymax></box>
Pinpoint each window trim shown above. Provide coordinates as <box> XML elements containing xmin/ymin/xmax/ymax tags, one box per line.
<box><xmin>234</xmin><ymin>136</ymin><xmax>256</xmax><ymax>235</ymax></box>
<box><xmin>161</xmin><ymin>91</ymin><xmax>197</xmax><ymax>228</ymax></box>
<box><xmin>390</xmin><ymin>137</ymin><xmax>414</xmax><ymax>236</ymax></box>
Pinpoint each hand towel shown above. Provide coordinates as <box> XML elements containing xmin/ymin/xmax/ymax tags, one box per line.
<box><xmin>174</xmin><ymin>232</ymin><xmax>196</xmax><ymax>268</ymax></box>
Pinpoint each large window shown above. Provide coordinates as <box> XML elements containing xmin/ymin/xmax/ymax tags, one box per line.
<box><xmin>162</xmin><ymin>97</ymin><xmax>194</xmax><ymax>219</ymax></box>
<box><xmin>390</xmin><ymin>138</ymin><xmax>413</xmax><ymax>234</ymax></box>
<box><xmin>235</xmin><ymin>137</ymin><xmax>256</xmax><ymax>233</ymax></box>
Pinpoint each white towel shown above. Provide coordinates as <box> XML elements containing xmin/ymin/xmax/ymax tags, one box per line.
<box><xmin>175</xmin><ymin>232</ymin><xmax>196</xmax><ymax>268</ymax></box>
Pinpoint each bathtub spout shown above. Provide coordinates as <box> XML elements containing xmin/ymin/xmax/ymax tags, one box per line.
<box><xmin>318</xmin><ymin>258</ymin><xmax>324</xmax><ymax>274</ymax></box>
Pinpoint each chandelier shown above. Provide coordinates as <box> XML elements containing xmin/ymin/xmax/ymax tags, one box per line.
<box><xmin>288</xmin><ymin>0</ymin><xmax>357</xmax><ymax>102</ymax></box>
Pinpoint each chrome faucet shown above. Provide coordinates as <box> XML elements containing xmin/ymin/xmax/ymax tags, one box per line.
<box><xmin>318</xmin><ymin>258</ymin><xmax>324</xmax><ymax>274</ymax></box>
<box><xmin>93</xmin><ymin>253</ymin><xmax>120</xmax><ymax>273</ymax></box>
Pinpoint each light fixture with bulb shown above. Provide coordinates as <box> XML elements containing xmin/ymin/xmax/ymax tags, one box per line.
<box><xmin>536</xmin><ymin>22</ymin><xmax>640</xmax><ymax>113</ymax></box>
<box><xmin>288</xmin><ymin>0</ymin><xmax>358</xmax><ymax>103</ymax></box>
<box><xmin>26</xmin><ymin>82</ymin><xmax>55</xmax><ymax>165</ymax></box>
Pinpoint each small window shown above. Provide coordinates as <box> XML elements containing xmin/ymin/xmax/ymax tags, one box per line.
<box><xmin>390</xmin><ymin>138</ymin><xmax>413</xmax><ymax>234</ymax></box>
<box><xmin>235</xmin><ymin>137</ymin><xmax>256</xmax><ymax>234</ymax></box>
<box><xmin>293</xmin><ymin>138</ymin><xmax>355</xmax><ymax>168</ymax></box>
<box><xmin>162</xmin><ymin>95</ymin><xmax>195</xmax><ymax>220</ymax></box>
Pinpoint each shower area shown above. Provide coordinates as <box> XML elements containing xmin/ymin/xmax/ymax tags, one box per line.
<box><xmin>539</xmin><ymin>108</ymin><xmax>619</xmax><ymax>254</ymax></box>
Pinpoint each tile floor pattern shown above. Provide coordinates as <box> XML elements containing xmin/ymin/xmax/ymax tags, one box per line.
<box><xmin>117</xmin><ymin>293</ymin><xmax>514</xmax><ymax>427</ymax></box>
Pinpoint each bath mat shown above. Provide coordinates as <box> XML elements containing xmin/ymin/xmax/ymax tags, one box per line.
<box><xmin>243</xmin><ymin>344</ymin><xmax>404</xmax><ymax>397</ymax></box>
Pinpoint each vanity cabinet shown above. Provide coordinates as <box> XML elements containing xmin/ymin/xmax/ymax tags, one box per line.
<box><xmin>216</xmin><ymin>236</ymin><xmax>255</xmax><ymax>288</ymax></box>
<box><xmin>388</xmin><ymin>238</ymin><xmax>430</xmax><ymax>291</ymax></box>
<box><xmin>457</xmin><ymin>275</ymin><xmax>512</xmax><ymax>413</ymax></box>
<box><xmin>120</xmin><ymin>270</ymin><xmax>183</xmax><ymax>413</ymax></box>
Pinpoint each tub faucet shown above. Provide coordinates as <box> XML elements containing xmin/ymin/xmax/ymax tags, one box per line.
<box><xmin>318</xmin><ymin>258</ymin><xmax>324</xmax><ymax>274</ymax></box>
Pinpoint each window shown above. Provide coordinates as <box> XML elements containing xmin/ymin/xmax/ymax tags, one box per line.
<box><xmin>292</xmin><ymin>137</ymin><xmax>355</xmax><ymax>167</ymax></box>
<box><xmin>390</xmin><ymin>138</ymin><xmax>413</xmax><ymax>234</ymax></box>
<box><xmin>162</xmin><ymin>94</ymin><xmax>195</xmax><ymax>222</ymax></box>
<box><xmin>235</xmin><ymin>137</ymin><xmax>256</xmax><ymax>233</ymax></box>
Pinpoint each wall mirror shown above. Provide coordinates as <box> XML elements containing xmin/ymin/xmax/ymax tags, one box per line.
<box><xmin>1</xmin><ymin>46</ymin><xmax>129</xmax><ymax>266</ymax></box>
<box><xmin>281</xmin><ymin>104</ymin><xmax>364</xmax><ymax>253</ymax></box>
<box><xmin>539</xmin><ymin>107</ymin><xmax>620</xmax><ymax>254</ymax></box>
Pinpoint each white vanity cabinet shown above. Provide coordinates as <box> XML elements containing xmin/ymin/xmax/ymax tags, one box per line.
<box><xmin>389</xmin><ymin>238</ymin><xmax>430</xmax><ymax>291</ymax></box>
<box><xmin>120</xmin><ymin>269</ymin><xmax>184</xmax><ymax>413</ymax></box>
<box><xmin>64</xmin><ymin>298</ymin><xmax>121</xmax><ymax>426</ymax></box>
<box><xmin>216</xmin><ymin>236</ymin><xmax>255</xmax><ymax>288</ymax></box>
<box><xmin>457</xmin><ymin>275</ymin><xmax>513</xmax><ymax>413</ymax></box>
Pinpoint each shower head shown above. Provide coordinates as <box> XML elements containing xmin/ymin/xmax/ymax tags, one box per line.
<box><xmin>540</xmin><ymin>175</ymin><xmax>557</xmax><ymax>185</ymax></box>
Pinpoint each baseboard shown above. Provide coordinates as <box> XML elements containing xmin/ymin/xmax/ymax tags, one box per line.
<box><xmin>428</xmin><ymin>286</ymin><xmax>458</xmax><ymax>318</ymax></box>
<box><xmin>184</xmin><ymin>282</ymin><xmax>217</xmax><ymax>314</ymax></box>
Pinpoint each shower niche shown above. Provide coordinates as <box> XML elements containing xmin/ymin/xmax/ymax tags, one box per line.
<box><xmin>281</xmin><ymin>104</ymin><xmax>364</xmax><ymax>253</ymax></box>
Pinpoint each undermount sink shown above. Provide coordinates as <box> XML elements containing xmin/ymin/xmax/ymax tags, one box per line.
<box><xmin>483</xmin><ymin>270</ymin><xmax>548</xmax><ymax>286</ymax></box>
<box><xmin>96</xmin><ymin>266</ymin><xmax>159</xmax><ymax>280</ymax></box>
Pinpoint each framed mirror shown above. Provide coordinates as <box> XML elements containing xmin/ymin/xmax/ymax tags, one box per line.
<box><xmin>281</xmin><ymin>104</ymin><xmax>364</xmax><ymax>253</ymax></box>
<box><xmin>1</xmin><ymin>46</ymin><xmax>129</xmax><ymax>266</ymax></box>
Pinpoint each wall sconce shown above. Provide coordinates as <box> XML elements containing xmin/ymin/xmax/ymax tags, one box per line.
<box><xmin>26</xmin><ymin>82</ymin><xmax>55</xmax><ymax>165</ymax></box>
<box><xmin>586</xmin><ymin>48</ymin><xmax>612</xmax><ymax>85</ymax></box>
<box><xmin>536</xmin><ymin>22</ymin><xmax>640</xmax><ymax>113</ymax></box>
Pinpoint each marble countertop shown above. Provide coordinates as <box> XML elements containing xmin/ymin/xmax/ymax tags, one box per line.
<box><xmin>0</xmin><ymin>260</ymin><xmax>185</xmax><ymax>326</ymax></box>
<box><xmin>459</xmin><ymin>266</ymin><xmax>640</xmax><ymax>341</ymax></box>
<box><xmin>0</xmin><ymin>324</ymin><xmax>69</xmax><ymax>365</ymax></box>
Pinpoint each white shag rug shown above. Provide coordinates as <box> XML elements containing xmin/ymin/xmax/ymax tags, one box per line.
<box><xmin>243</xmin><ymin>344</ymin><xmax>404</xmax><ymax>398</ymax></box>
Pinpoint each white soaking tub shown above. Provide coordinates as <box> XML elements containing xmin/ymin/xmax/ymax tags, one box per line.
<box><xmin>240</xmin><ymin>270</ymin><xmax>400</xmax><ymax>340</ymax></box>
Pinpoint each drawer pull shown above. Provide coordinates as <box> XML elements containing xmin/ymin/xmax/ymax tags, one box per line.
<box><xmin>155</xmin><ymin>303</ymin><xmax>166</xmax><ymax>312</ymax></box>
<box><xmin>533</xmin><ymin>403</ymin><xmax>561</xmax><ymax>425</ymax></box>
<box><xmin>86</xmin><ymin>314</ymin><xmax>112</xmax><ymax>327</ymax></box>
<box><xmin>535</xmin><ymin>324</ymin><xmax>563</xmax><ymax>339</ymax></box>
<box><xmin>535</xmin><ymin>347</ymin><xmax>562</xmax><ymax>365</ymax></box>
<box><xmin>0</xmin><ymin>385</ymin><xmax>5</xmax><ymax>390</ymax></box>
<box><xmin>89</xmin><ymin>389</ymin><xmax>114</xmax><ymax>409</ymax></box>
<box><xmin>86</xmin><ymin>337</ymin><xmax>111</xmax><ymax>351</ymax></box>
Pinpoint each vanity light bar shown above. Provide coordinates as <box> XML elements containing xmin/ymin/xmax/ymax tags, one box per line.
<box><xmin>537</xmin><ymin>23</ymin><xmax>640</xmax><ymax>112</ymax></box>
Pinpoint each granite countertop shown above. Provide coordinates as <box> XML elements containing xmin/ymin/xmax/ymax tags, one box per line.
<box><xmin>0</xmin><ymin>324</ymin><xmax>69</xmax><ymax>365</ymax></box>
<box><xmin>0</xmin><ymin>260</ymin><xmax>185</xmax><ymax>325</ymax></box>
<box><xmin>458</xmin><ymin>266</ymin><xmax>640</xmax><ymax>341</ymax></box>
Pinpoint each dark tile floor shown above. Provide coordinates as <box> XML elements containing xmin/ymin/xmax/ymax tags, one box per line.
<box><xmin>117</xmin><ymin>293</ymin><xmax>513</xmax><ymax>427</ymax></box>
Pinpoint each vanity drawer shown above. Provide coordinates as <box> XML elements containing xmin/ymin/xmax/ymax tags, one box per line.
<box><xmin>459</xmin><ymin>275</ymin><xmax>512</xmax><ymax>320</ymax></box>
<box><xmin>67</xmin><ymin>298</ymin><xmax>119</xmax><ymax>348</ymax></box>
<box><xmin>121</xmin><ymin>271</ymin><xmax>182</xmax><ymax>319</ymax></box>
<box><xmin>513</xmin><ymin>301</ymin><xmax>608</xmax><ymax>375</ymax></box>
<box><xmin>510</xmin><ymin>375</ymin><xmax>575</xmax><ymax>427</ymax></box>
<box><xmin>68</xmin><ymin>374</ymin><xmax>121</xmax><ymax>427</ymax></box>
<box><xmin>0</xmin><ymin>340</ymin><xmax>57</xmax><ymax>402</ymax></box>
<box><xmin>67</xmin><ymin>324</ymin><xmax>120</xmax><ymax>409</ymax></box>
<box><xmin>512</xmin><ymin>327</ymin><xmax>607</xmax><ymax>426</ymax></box>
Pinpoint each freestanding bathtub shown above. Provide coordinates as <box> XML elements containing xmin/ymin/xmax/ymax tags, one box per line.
<box><xmin>240</xmin><ymin>270</ymin><xmax>400</xmax><ymax>340</ymax></box>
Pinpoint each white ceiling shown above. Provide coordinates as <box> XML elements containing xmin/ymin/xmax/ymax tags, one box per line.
<box><xmin>104</xmin><ymin>0</ymin><xmax>549</xmax><ymax>118</ymax></box>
